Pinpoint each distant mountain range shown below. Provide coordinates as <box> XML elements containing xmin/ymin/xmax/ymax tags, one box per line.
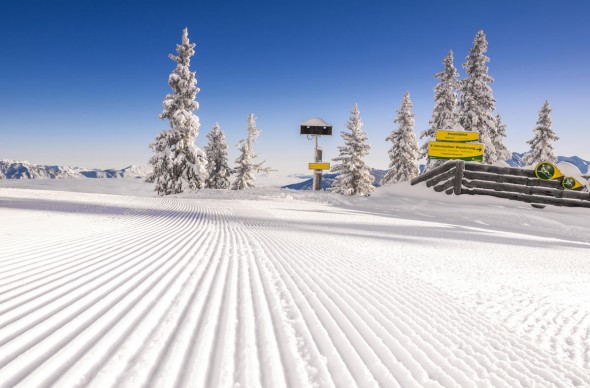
<box><xmin>284</xmin><ymin>153</ymin><xmax>590</xmax><ymax>190</ymax></box>
<box><xmin>3</xmin><ymin>153</ymin><xmax>589</xmax><ymax>186</ymax></box>
<box><xmin>506</xmin><ymin>152</ymin><xmax>590</xmax><ymax>173</ymax></box>
<box><xmin>0</xmin><ymin>160</ymin><xmax>151</xmax><ymax>179</ymax></box>
<box><xmin>283</xmin><ymin>169</ymin><xmax>387</xmax><ymax>190</ymax></box>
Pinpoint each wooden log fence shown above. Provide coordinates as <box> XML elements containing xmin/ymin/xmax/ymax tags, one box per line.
<box><xmin>411</xmin><ymin>161</ymin><xmax>590</xmax><ymax>208</ymax></box>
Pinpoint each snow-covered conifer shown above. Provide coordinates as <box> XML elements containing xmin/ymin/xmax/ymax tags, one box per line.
<box><xmin>330</xmin><ymin>103</ymin><xmax>374</xmax><ymax>196</ymax></box>
<box><xmin>146</xmin><ymin>28</ymin><xmax>207</xmax><ymax>195</ymax></box>
<box><xmin>420</xmin><ymin>50</ymin><xmax>460</xmax><ymax>171</ymax></box>
<box><xmin>493</xmin><ymin>113</ymin><xmax>512</xmax><ymax>162</ymax></box>
<box><xmin>231</xmin><ymin>113</ymin><xmax>267</xmax><ymax>190</ymax></box>
<box><xmin>458</xmin><ymin>30</ymin><xmax>498</xmax><ymax>164</ymax></box>
<box><xmin>382</xmin><ymin>91</ymin><xmax>420</xmax><ymax>185</ymax></box>
<box><xmin>523</xmin><ymin>101</ymin><xmax>559</xmax><ymax>165</ymax></box>
<box><xmin>204</xmin><ymin>123</ymin><xmax>231</xmax><ymax>189</ymax></box>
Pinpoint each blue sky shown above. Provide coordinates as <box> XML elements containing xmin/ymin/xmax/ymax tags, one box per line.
<box><xmin>1</xmin><ymin>0</ymin><xmax>589</xmax><ymax>173</ymax></box>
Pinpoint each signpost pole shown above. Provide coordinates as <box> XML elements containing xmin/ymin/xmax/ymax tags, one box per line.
<box><xmin>300</xmin><ymin>117</ymin><xmax>332</xmax><ymax>191</ymax></box>
<box><xmin>313</xmin><ymin>135</ymin><xmax>322</xmax><ymax>191</ymax></box>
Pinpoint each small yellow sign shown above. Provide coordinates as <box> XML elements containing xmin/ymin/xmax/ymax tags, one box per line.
<box><xmin>436</xmin><ymin>130</ymin><xmax>480</xmax><ymax>142</ymax></box>
<box><xmin>308</xmin><ymin>162</ymin><xmax>330</xmax><ymax>170</ymax></box>
<box><xmin>428</xmin><ymin>141</ymin><xmax>484</xmax><ymax>162</ymax></box>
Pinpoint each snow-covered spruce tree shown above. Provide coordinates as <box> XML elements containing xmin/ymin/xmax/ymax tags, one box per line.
<box><xmin>204</xmin><ymin>123</ymin><xmax>231</xmax><ymax>189</ymax></box>
<box><xmin>382</xmin><ymin>91</ymin><xmax>420</xmax><ymax>185</ymax></box>
<box><xmin>458</xmin><ymin>30</ymin><xmax>498</xmax><ymax>164</ymax></box>
<box><xmin>420</xmin><ymin>49</ymin><xmax>460</xmax><ymax>171</ymax></box>
<box><xmin>493</xmin><ymin>113</ymin><xmax>512</xmax><ymax>162</ymax></box>
<box><xmin>231</xmin><ymin>113</ymin><xmax>268</xmax><ymax>190</ymax></box>
<box><xmin>146</xmin><ymin>28</ymin><xmax>207</xmax><ymax>195</ymax></box>
<box><xmin>523</xmin><ymin>101</ymin><xmax>559</xmax><ymax>165</ymax></box>
<box><xmin>330</xmin><ymin>103</ymin><xmax>374</xmax><ymax>196</ymax></box>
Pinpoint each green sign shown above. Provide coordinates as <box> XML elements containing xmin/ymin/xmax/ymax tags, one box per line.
<box><xmin>562</xmin><ymin>177</ymin><xmax>584</xmax><ymax>190</ymax></box>
<box><xmin>534</xmin><ymin>162</ymin><xmax>564</xmax><ymax>180</ymax></box>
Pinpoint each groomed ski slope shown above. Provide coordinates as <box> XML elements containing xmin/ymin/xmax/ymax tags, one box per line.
<box><xmin>1</xmin><ymin>183</ymin><xmax>590</xmax><ymax>387</ymax></box>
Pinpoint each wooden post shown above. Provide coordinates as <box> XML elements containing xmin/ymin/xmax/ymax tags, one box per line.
<box><xmin>454</xmin><ymin>160</ymin><xmax>465</xmax><ymax>195</ymax></box>
<box><xmin>411</xmin><ymin>160</ymin><xmax>455</xmax><ymax>185</ymax></box>
<box><xmin>312</xmin><ymin>136</ymin><xmax>322</xmax><ymax>191</ymax></box>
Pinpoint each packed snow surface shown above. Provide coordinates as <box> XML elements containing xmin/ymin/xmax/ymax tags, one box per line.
<box><xmin>1</xmin><ymin>180</ymin><xmax>590</xmax><ymax>387</ymax></box>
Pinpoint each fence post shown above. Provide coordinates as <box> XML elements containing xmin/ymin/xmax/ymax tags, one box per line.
<box><xmin>454</xmin><ymin>160</ymin><xmax>465</xmax><ymax>195</ymax></box>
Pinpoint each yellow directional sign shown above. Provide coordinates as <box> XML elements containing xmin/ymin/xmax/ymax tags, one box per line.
<box><xmin>308</xmin><ymin>162</ymin><xmax>330</xmax><ymax>170</ymax></box>
<box><xmin>436</xmin><ymin>130</ymin><xmax>480</xmax><ymax>142</ymax></box>
<box><xmin>428</xmin><ymin>141</ymin><xmax>484</xmax><ymax>162</ymax></box>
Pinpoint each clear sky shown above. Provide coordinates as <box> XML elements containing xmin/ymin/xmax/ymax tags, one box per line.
<box><xmin>1</xmin><ymin>0</ymin><xmax>589</xmax><ymax>174</ymax></box>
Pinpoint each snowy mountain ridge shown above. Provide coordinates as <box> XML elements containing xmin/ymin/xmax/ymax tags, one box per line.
<box><xmin>0</xmin><ymin>160</ymin><xmax>151</xmax><ymax>180</ymax></box>
<box><xmin>506</xmin><ymin>152</ymin><xmax>590</xmax><ymax>174</ymax></box>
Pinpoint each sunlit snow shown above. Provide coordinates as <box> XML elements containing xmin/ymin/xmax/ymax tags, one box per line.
<box><xmin>1</xmin><ymin>179</ymin><xmax>589</xmax><ymax>387</ymax></box>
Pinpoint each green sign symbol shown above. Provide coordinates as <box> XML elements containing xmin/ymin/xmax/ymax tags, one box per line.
<box><xmin>563</xmin><ymin>177</ymin><xmax>575</xmax><ymax>190</ymax></box>
<box><xmin>536</xmin><ymin>162</ymin><xmax>554</xmax><ymax>180</ymax></box>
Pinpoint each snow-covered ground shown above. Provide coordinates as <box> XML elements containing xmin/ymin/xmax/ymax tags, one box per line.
<box><xmin>1</xmin><ymin>179</ymin><xmax>590</xmax><ymax>387</ymax></box>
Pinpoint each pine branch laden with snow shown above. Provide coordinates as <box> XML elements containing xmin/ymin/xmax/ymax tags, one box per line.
<box><xmin>523</xmin><ymin>101</ymin><xmax>559</xmax><ymax>165</ymax></box>
<box><xmin>330</xmin><ymin>103</ymin><xmax>375</xmax><ymax>196</ymax></box>
<box><xmin>493</xmin><ymin>113</ymin><xmax>512</xmax><ymax>162</ymax></box>
<box><xmin>204</xmin><ymin>123</ymin><xmax>232</xmax><ymax>189</ymax></box>
<box><xmin>382</xmin><ymin>91</ymin><xmax>420</xmax><ymax>185</ymax></box>
<box><xmin>231</xmin><ymin>113</ymin><xmax>267</xmax><ymax>190</ymax></box>
<box><xmin>420</xmin><ymin>49</ymin><xmax>460</xmax><ymax>172</ymax></box>
<box><xmin>146</xmin><ymin>28</ymin><xmax>208</xmax><ymax>195</ymax></box>
<box><xmin>458</xmin><ymin>30</ymin><xmax>498</xmax><ymax>164</ymax></box>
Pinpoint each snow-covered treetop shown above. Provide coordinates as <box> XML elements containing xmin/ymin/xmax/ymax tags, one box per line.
<box><xmin>393</xmin><ymin>91</ymin><xmax>415</xmax><ymax>132</ymax></box>
<box><xmin>430</xmin><ymin>49</ymin><xmax>460</xmax><ymax>131</ymax></box>
<box><xmin>330</xmin><ymin>103</ymin><xmax>374</xmax><ymax>196</ymax></box>
<box><xmin>524</xmin><ymin>100</ymin><xmax>559</xmax><ymax>165</ymax></box>
<box><xmin>147</xmin><ymin>27</ymin><xmax>207</xmax><ymax>195</ymax></box>
<box><xmin>463</xmin><ymin>30</ymin><xmax>493</xmax><ymax>86</ymax></box>
<box><xmin>382</xmin><ymin>91</ymin><xmax>420</xmax><ymax>184</ymax></box>
<box><xmin>160</xmin><ymin>27</ymin><xmax>200</xmax><ymax>135</ymax></box>
<box><xmin>460</xmin><ymin>30</ymin><xmax>495</xmax><ymax>119</ymax></box>
<box><xmin>458</xmin><ymin>30</ymin><xmax>498</xmax><ymax>163</ymax></box>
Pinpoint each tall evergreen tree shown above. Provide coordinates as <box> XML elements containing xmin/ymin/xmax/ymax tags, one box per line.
<box><xmin>523</xmin><ymin>101</ymin><xmax>559</xmax><ymax>165</ymax></box>
<box><xmin>146</xmin><ymin>28</ymin><xmax>207</xmax><ymax>195</ymax></box>
<box><xmin>231</xmin><ymin>113</ymin><xmax>267</xmax><ymax>190</ymax></box>
<box><xmin>204</xmin><ymin>123</ymin><xmax>231</xmax><ymax>189</ymax></box>
<box><xmin>382</xmin><ymin>91</ymin><xmax>420</xmax><ymax>185</ymax></box>
<box><xmin>420</xmin><ymin>50</ymin><xmax>460</xmax><ymax>171</ymax></box>
<box><xmin>330</xmin><ymin>103</ymin><xmax>374</xmax><ymax>196</ymax></box>
<box><xmin>493</xmin><ymin>113</ymin><xmax>512</xmax><ymax>162</ymax></box>
<box><xmin>458</xmin><ymin>30</ymin><xmax>498</xmax><ymax>164</ymax></box>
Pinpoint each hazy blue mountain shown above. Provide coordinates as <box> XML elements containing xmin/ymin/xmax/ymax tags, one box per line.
<box><xmin>283</xmin><ymin>169</ymin><xmax>387</xmax><ymax>190</ymax></box>
<box><xmin>0</xmin><ymin>160</ymin><xmax>151</xmax><ymax>179</ymax></box>
<box><xmin>506</xmin><ymin>153</ymin><xmax>589</xmax><ymax>174</ymax></box>
<box><xmin>557</xmin><ymin>156</ymin><xmax>590</xmax><ymax>174</ymax></box>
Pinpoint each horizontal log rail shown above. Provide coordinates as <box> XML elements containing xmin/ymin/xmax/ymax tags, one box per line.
<box><xmin>464</xmin><ymin>163</ymin><xmax>537</xmax><ymax>178</ymax></box>
<box><xmin>463</xmin><ymin>170</ymin><xmax>563</xmax><ymax>190</ymax></box>
<box><xmin>411</xmin><ymin>160</ymin><xmax>589</xmax><ymax>208</ymax></box>
<box><xmin>426</xmin><ymin>167</ymin><xmax>456</xmax><ymax>188</ymax></box>
<box><xmin>434</xmin><ymin>179</ymin><xmax>455</xmax><ymax>193</ymax></box>
<box><xmin>462</xmin><ymin>187</ymin><xmax>590</xmax><ymax>208</ymax></box>
<box><xmin>462</xmin><ymin>179</ymin><xmax>590</xmax><ymax>202</ymax></box>
<box><xmin>411</xmin><ymin>161</ymin><xmax>456</xmax><ymax>185</ymax></box>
